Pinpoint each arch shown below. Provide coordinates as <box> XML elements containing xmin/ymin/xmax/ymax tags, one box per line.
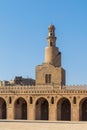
<box><xmin>57</xmin><ymin>97</ymin><xmax>71</xmax><ymax>121</ymax></box>
<box><xmin>51</xmin><ymin>97</ymin><xmax>54</xmax><ymax>104</ymax></box>
<box><xmin>9</xmin><ymin>96</ymin><xmax>12</xmax><ymax>104</ymax></box>
<box><xmin>0</xmin><ymin>97</ymin><xmax>6</xmax><ymax>119</ymax></box>
<box><xmin>30</xmin><ymin>97</ymin><xmax>33</xmax><ymax>104</ymax></box>
<box><xmin>79</xmin><ymin>97</ymin><xmax>87</xmax><ymax>121</ymax></box>
<box><xmin>35</xmin><ymin>97</ymin><xmax>49</xmax><ymax>120</ymax></box>
<box><xmin>73</xmin><ymin>97</ymin><xmax>76</xmax><ymax>104</ymax></box>
<box><xmin>14</xmin><ymin>97</ymin><xmax>27</xmax><ymax>120</ymax></box>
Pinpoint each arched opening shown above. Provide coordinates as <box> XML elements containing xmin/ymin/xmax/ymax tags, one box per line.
<box><xmin>30</xmin><ymin>97</ymin><xmax>33</xmax><ymax>104</ymax></box>
<box><xmin>73</xmin><ymin>97</ymin><xmax>76</xmax><ymax>104</ymax></box>
<box><xmin>35</xmin><ymin>97</ymin><xmax>49</xmax><ymax>120</ymax></box>
<box><xmin>57</xmin><ymin>98</ymin><xmax>71</xmax><ymax>121</ymax></box>
<box><xmin>14</xmin><ymin>97</ymin><xmax>27</xmax><ymax>120</ymax></box>
<box><xmin>51</xmin><ymin>97</ymin><xmax>54</xmax><ymax>104</ymax></box>
<box><xmin>0</xmin><ymin>97</ymin><xmax>6</xmax><ymax>119</ymax></box>
<box><xmin>9</xmin><ymin>96</ymin><xmax>12</xmax><ymax>104</ymax></box>
<box><xmin>79</xmin><ymin>98</ymin><xmax>87</xmax><ymax>121</ymax></box>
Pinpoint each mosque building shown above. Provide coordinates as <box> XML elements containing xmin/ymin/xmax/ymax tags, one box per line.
<box><xmin>0</xmin><ymin>25</ymin><xmax>87</xmax><ymax>121</ymax></box>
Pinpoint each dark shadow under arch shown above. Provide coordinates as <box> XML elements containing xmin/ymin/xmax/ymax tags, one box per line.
<box><xmin>79</xmin><ymin>98</ymin><xmax>87</xmax><ymax>121</ymax></box>
<box><xmin>57</xmin><ymin>98</ymin><xmax>71</xmax><ymax>121</ymax></box>
<box><xmin>0</xmin><ymin>97</ymin><xmax>6</xmax><ymax>119</ymax></box>
<box><xmin>35</xmin><ymin>97</ymin><xmax>49</xmax><ymax>120</ymax></box>
<box><xmin>14</xmin><ymin>97</ymin><xmax>27</xmax><ymax>120</ymax></box>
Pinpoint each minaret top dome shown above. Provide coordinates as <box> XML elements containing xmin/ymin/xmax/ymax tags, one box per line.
<box><xmin>47</xmin><ymin>24</ymin><xmax>56</xmax><ymax>46</ymax></box>
<box><xmin>48</xmin><ymin>24</ymin><xmax>55</xmax><ymax>30</ymax></box>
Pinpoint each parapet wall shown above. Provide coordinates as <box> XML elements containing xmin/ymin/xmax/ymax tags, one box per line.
<box><xmin>0</xmin><ymin>84</ymin><xmax>87</xmax><ymax>94</ymax></box>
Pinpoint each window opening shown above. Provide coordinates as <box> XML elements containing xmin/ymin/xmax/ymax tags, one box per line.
<box><xmin>50</xmin><ymin>42</ymin><xmax>52</xmax><ymax>46</ymax></box>
<box><xmin>9</xmin><ymin>97</ymin><xmax>12</xmax><ymax>104</ymax></box>
<box><xmin>73</xmin><ymin>97</ymin><xmax>76</xmax><ymax>104</ymax></box>
<box><xmin>30</xmin><ymin>97</ymin><xmax>33</xmax><ymax>104</ymax></box>
<box><xmin>51</xmin><ymin>97</ymin><xmax>54</xmax><ymax>104</ymax></box>
<box><xmin>45</xmin><ymin>74</ymin><xmax>51</xmax><ymax>84</ymax></box>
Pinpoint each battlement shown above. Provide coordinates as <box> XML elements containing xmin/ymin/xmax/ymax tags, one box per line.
<box><xmin>63</xmin><ymin>85</ymin><xmax>87</xmax><ymax>90</ymax></box>
<box><xmin>0</xmin><ymin>84</ymin><xmax>87</xmax><ymax>94</ymax></box>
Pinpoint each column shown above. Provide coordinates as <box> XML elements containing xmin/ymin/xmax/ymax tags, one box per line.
<box><xmin>7</xmin><ymin>104</ymin><xmax>14</xmax><ymax>119</ymax></box>
<box><xmin>71</xmin><ymin>103</ymin><xmax>79</xmax><ymax>121</ymax></box>
<box><xmin>49</xmin><ymin>104</ymin><xmax>56</xmax><ymax>120</ymax></box>
<box><xmin>28</xmin><ymin>104</ymin><xmax>35</xmax><ymax>120</ymax></box>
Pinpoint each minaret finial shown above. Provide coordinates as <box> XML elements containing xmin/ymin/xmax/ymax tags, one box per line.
<box><xmin>47</xmin><ymin>24</ymin><xmax>56</xmax><ymax>47</ymax></box>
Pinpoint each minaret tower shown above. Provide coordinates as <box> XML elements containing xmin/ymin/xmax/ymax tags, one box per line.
<box><xmin>45</xmin><ymin>25</ymin><xmax>61</xmax><ymax>67</ymax></box>
<box><xmin>36</xmin><ymin>25</ymin><xmax>65</xmax><ymax>86</ymax></box>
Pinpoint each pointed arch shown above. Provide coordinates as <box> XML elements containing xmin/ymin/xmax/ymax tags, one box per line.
<box><xmin>57</xmin><ymin>97</ymin><xmax>71</xmax><ymax>121</ymax></box>
<box><xmin>0</xmin><ymin>97</ymin><xmax>7</xmax><ymax>119</ymax></box>
<box><xmin>30</xmin><ymin>97</ymin><xmax>33</xmax><ymax>104</ymax></box>
<box><xmin>79</xmin><ymin>98</ymin><xmax>87</xmax><ymax>121</ymax></box>
<box><xmin>9</xmin><ymin>96</ymin><xmax>12</xmax><ymax>104</ymax></box>
<box><xmin>14</xmin><ymin>97</ymin><xmax>27</xmax><ymax>120</ymax></box>
<box><xmin>73</xmin><ymin>97</ymin><xmax>76</xmax><ymax>104</ymax></box>
<box><xmin>51</xmin><ymin>97</ymin><xmax>54</xmax><ymax>104</ymax></box>
<box><xmin>35</xmin><ymin>97</ymin><xmax>49</xmax><ymax>120</ymax></box>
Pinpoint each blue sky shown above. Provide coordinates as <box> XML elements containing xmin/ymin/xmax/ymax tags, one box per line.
<box><xmin>0</xmin><ymin>0</ymin><xmax>87</xmax><ymax>85</ymax></box>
